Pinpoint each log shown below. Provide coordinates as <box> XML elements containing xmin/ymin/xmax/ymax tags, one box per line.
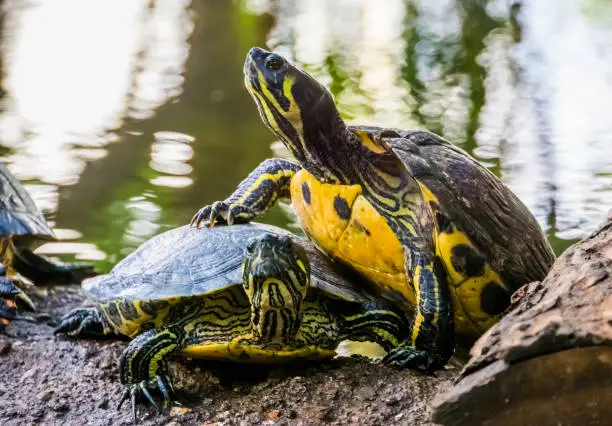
<box><xmin>432</xmin><ymin>210</ymin><xmax>612</xmax><ymax>426</ymax></box>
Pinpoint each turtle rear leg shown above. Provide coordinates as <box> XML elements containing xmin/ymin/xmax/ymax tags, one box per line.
<box><xmin>337</xmin><ymin>301</ymin><xmax>409</xmax><ymax>352</ymax></box>
<box><xmin>191</xmin><ymin>158</ymin><xmax>301</xmax><ymax>227</ymax></box>
<box><xmin>12</xmin><ymin>246</ymin><xmax>97</xmax><ymax>285</ymax></box>
<box><xmin>118</xmin><ymin>326</ymin><xmax>186</xmax><ymax>423</ymax></box>
<box><xmin>54</xmin><ymin>307</ymin><xmax>111</xmax><ymax>337</ymax></box>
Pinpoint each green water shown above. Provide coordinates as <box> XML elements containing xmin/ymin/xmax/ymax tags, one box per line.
<box><xmin>0</xmin><ymin>0</ymin><xmax>610</xmax><ymax>273</ymax></box>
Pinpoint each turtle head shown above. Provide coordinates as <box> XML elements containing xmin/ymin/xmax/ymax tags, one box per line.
<box><xmin>244</xmin><ymin>47</ymin><xmax>346</xmax><ymax>172</ymax></box>
<box><xmin>242</xmin><ymin>233</ymin><xmax>310</xmax><ymax>344</ymax></box>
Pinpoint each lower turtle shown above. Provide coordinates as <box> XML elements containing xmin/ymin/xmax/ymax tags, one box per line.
<box><xmin>55</xmin><ymin>223</ymin><xmax>407</xmax><ymax>423</ymax></box>
<box><xmin>0</xmin><ymin>163</ymin><xmax>95</xmax><ymax>330</ymax></box>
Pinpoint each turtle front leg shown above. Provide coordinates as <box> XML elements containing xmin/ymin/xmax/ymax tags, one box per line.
<box><xmin>355</xmin><ymin>150</ymin><xmax>455</xmax><ymax>371</ymax></box>
<box><xmin>384</xmin><ymin>255</ymin><xmax>455</xmax><ymax>372</ymax></box>
<box><xmin>191</xmin><ymin>158</ymin><xmax>301</xmax><ymax>227</ymax></box>
<box><xmin>12</xmin><ymin>246</ymin><xmax>97</xmax><ymax>285</ymax></box>
<box><xmin>117</xmin><ymin>326</ymin><xmax>186</xmax><ymax>423</ymax></box>
<box><xmin>54</xmin><ymin>307</ymin><xmax>112</xmax><ymax>337</ymax></box>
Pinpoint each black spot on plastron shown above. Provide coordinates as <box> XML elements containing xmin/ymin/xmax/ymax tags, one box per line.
<box><xmin>450</xmin><ymin>244</ymin><xmax>486</xmax><ymax>277</ymax></box>
<box><xmin>480</xmin><ymin>282</ymin><xmax>511</xmax><ymax>315</ymax></box>
<box><xmin>435</xmin><ymin>211</ymin><xmax>453</xmax><ymax>234</ymax></box>
<box><xmin>333</xmin><ymin>196</ymin><xmax>351</xmax><ymax>220</ymax></box>
<box><xmin>301</xmin><ymin>182</ymin><xmax>311</xmax><ymax>204</ymax></box>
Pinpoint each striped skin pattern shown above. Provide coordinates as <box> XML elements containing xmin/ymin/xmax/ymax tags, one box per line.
<box><xmin>241</xmin><ymin>234</ymin><xmax>311</xmax><ymax>344</ymax></box>
<box><xmin>200</xmin><ymin>46</ymin><xmax>550</xmax><ymax>371</ymax></box>
<box><xmin>56</xmin><ymin>232</ymin><xmax>407</xmax><ymax>419</ymax></box>
<box><xmin>194</xmin><ymin>48</ymin><xmax>553</xmax><ymax>370</ymax></box>
<box><xmin>191</xmin><ymin>159</ymin><xmax>302</xmax><ymax>228</ymax></box>
<box><xmin>239</xmin><ymin>48</ymin><xmax>455</xmax><ymax>370</ymax></box>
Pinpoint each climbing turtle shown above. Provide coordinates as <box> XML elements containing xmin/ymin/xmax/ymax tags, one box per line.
<box><xmin>0</xmin><ymin>163</ymin><xmax>94</xmax><ymax>329</ymax></box>
<box><xmin>55</xmin><ymin>223</ymin><xmax>407</xmax><ymax>422</ymax></box>
<box><xmin>192</xmin><ymin>47</ymin><xmax>556</xmax><ymax>371</ymax></box>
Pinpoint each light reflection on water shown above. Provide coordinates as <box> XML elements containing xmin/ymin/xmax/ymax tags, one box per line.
<box><xmin>0</xmin><ymin>0</ymin><xmax>610</xmax><ymax>273</ymax></box>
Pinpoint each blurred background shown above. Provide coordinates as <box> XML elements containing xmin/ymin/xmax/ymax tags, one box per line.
<box><xmin>0</xmin><ymin>0</ymin><xmax>610</xmax><ymax>273</ymax></box>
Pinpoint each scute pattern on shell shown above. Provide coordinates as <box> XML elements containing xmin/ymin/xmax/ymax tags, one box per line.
<box><xmin>0</xmin><ymin>164</ymin><xmax>54</xmax><ymax>239</ymax></box>
<box><xmin>84</xmin><ymin>223</ymin><xmax>372</xmax><ymax>303</ymax></box>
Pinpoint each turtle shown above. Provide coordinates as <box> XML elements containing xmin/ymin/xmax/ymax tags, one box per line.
<box><xmin>191</xmin><ymin>47</ymin><xmax>556</xmax><ymax>372</ymax></box>
<box><xmin>55</xmin><ymin>223</ymin><xmax>408</xmax><ymax>422</ymax></box>
<box><xmin>0</xmin><ymin>163</ymin><xmax>95</xmax><ymax>330</ymax></box>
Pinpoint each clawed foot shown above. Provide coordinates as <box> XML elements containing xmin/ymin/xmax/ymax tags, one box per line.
<box><xmin>54</xmin><ymin>307</ymin><xmax>105</xmax><ymax>337</ymax></box>
<box><xmin>383</xmin><ymin>343</ymin><xmax>449</xmax><ymax>373</ymax></box>
<box><xmin>117</xmin><ymin>375</ymin><xmax>174</xmax><ymax>424</ymax></box>
<box><xmin>0</xmin><ymin>278</ymin><xmax>36</xmax><ymax>323</ymax></box>
<box><xmin>191</xmin><ymin>200</ymin><xmax>256</xmax><ymax>228</ymax></box>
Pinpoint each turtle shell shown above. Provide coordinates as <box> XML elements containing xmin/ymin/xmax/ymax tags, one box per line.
<box><xmin>384</xmin><ymin>130</ymin><xmax>555</xmax><ymax>290</ymax></box>
<box><xmin>84</xmin><ymin>223</ymin><xmax>373</xmax><ymax>303</ymax></box>
<box><xmin>0</xmin><ymin>164</ymin><xmax>54</xmax><ymax>243</ymax></box>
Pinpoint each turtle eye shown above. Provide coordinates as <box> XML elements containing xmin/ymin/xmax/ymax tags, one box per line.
<box><xmin>265</xmin><ymin>54</ymin><xmax>284</xmax><ymax>71</ymax></box>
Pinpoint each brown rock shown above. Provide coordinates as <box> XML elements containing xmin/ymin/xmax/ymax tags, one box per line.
<box><xmin>433</xmin><ymin>211</ymin><xmax>612</xmax><ymax>426</ymax></box>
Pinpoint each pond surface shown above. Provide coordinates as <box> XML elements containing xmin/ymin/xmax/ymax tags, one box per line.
<box><xmin>0</xmin><ymin>0</ymin><xmax>611</xmax><ymax>273</ymax></box>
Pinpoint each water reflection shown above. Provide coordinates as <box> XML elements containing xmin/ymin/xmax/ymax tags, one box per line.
<box><xmin>150</xmin><ymin>131</ymin><xmax>195</xmax><ymax>188</ymax></box>
<box><xmin>0</xmin><ymin>0</ymin><xmax>193</xmax><ymax>265</ymax></box>
<box><xmin>0</xmin><ymin>0</ymin><xmax>610</xmax><ymax>273</ymax></box>
<box><xmin>267</xmin><ymin>0</ymin><xmax>612</xmax><ymax>250</ymax></box>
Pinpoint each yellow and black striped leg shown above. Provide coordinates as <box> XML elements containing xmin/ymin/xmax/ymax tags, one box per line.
<box><xmin>384</xmin><ymin>256</ymin><xmax>454</xmax><ymax>372</ymax></box>
<box><xmin>54</xmin><ymin>307</ymin><xmax>110</xmax><ymax>337</ymax></box>
<box><xmin>117</xmin><ymin>326</ymin><xmax>185</xmax><ymax>424</ymax></box>
<box><xmin>191</xmin><ymin>158</ymin><xmax>301</xmax><ymax>227</ymax></box>
<box><xmin>337</xmin><ymin>301</ymin><xmax>409</xmax><ymax>352</ymax></box>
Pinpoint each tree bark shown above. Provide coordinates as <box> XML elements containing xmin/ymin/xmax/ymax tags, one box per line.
<box><xmin>432</xmin><ymin>211</ymin><xmax>612</xmax><ymax>426</ymax></box>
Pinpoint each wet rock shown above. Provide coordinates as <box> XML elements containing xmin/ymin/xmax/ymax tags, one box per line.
<box><xmin>434</xmin><ymin>212</ymin><xmax>612</xmax><ymax>426</ymax></box>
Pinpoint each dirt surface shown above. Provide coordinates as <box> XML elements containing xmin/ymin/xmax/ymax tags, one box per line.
<box><xmin>0</xmin><ymin>286</ymin><xmax>455</xmax><ymax>426</ymax></box>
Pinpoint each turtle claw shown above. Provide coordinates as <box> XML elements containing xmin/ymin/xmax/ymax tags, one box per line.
<box><xmin>191</xmin><ymin>204</ymin><xmax>214</xmax><ymax>228</ymax></box>
<box><xmin>191</xmin><ymin>201</ymin><xmax>256</xmax><ymax>228</ymax></box>
<box><xmin>14</xmin><ymin>290</ymin><xmax>36</xmax><ymax>312</ymax></box>
<box><xmin>0</xmin><ymin>278</ymin><xmax>36</xmax><ymax>325</ymax></box>
<box><xmin>54</xmin><ymin>307</ymin><xmax>104</xmax><ymax>337</ymax></box>
<box><xmin>117</xmin><ymin>375</ymin><xmax>174</xmax><ymax>424</ymax></box>
<box><xmin>383</xmin><ymin>344</ymin><xmax>448</xmax><ymax>373</ymax></box>
<box><xmin>156</xmin><ymin>375</ymin><xmax>172</xmax><ymax>404</ymax></box>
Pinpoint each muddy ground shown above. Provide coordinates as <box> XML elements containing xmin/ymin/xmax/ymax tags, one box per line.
<box><xmin>0</xmin><ymin>285</ymin><xmax>456</xmax><ymax>426</ymax></box>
